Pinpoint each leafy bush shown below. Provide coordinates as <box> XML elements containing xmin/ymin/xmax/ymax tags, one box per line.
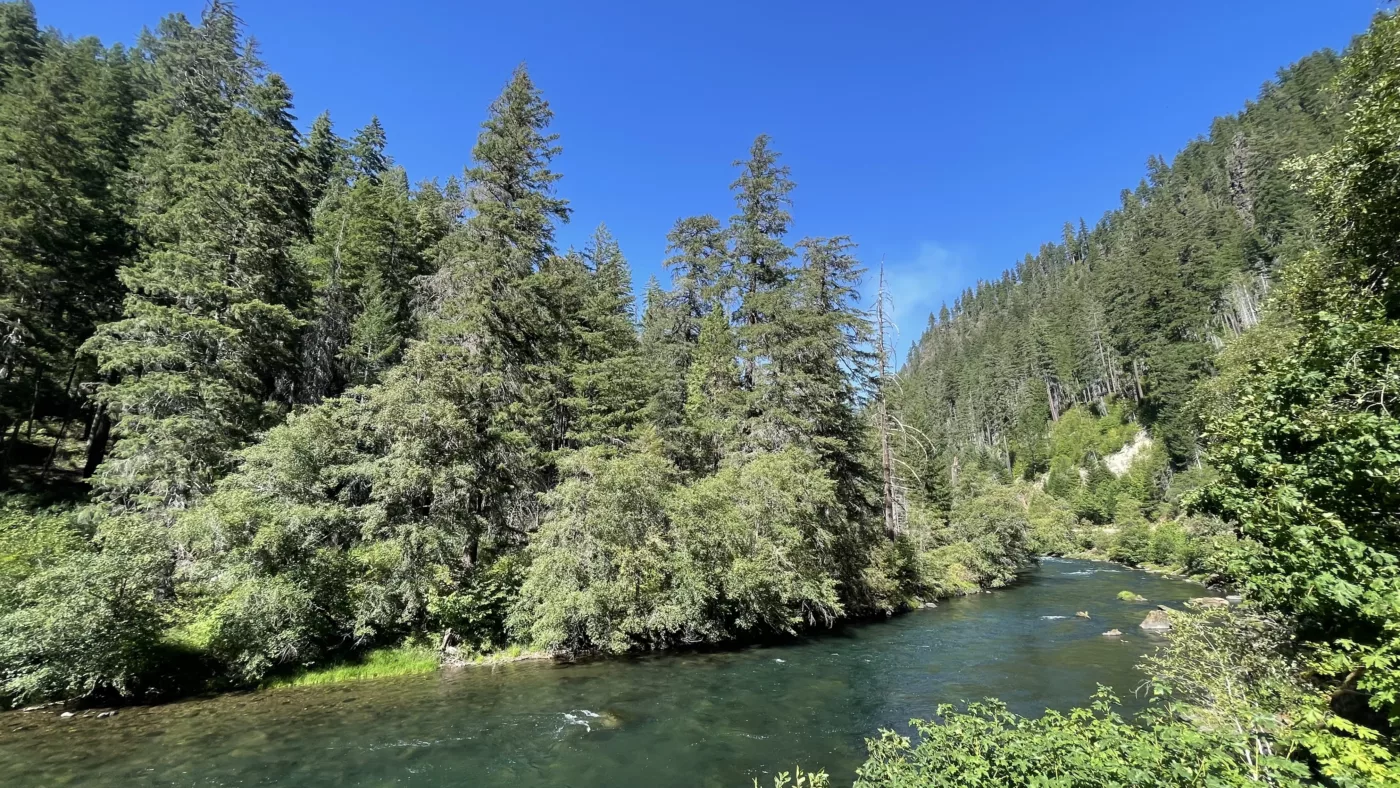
<box><xmin>511</xmin><ymin>443</ymin><xmax>686</xmax><ymax>653</ymax></box>
<box><xmin>854</xmin><ymin>689</ymin><xmax>1307</xmax><ymax>788</ymax></box>
<box><xmin>852</xmin><ymin>610</ymin><xmax>1397</xmax><ymax>787</ymax></box>
<box><xmin>1146</xmin><ymin>519</ymin><xmax>1190</xmax><ymax>567</ymax></box>
<box><xmin>1141</xmin><ymin>608</ymin><xmax>1396</xmax><ymax>785</ymax></box>
<box><xmin>513</xmin><ymin>445</ymin><xmax>850</xmax><ymax>653</ymax></box>
<box><xmin>202</xmin><ymin>573</ymin><xmax>323</xmax><ymax>684</ymax></box>
<box><xmin>0</xmin><ymin>515</ymin><xmax>171</xmax><ymax>704</ymax></box>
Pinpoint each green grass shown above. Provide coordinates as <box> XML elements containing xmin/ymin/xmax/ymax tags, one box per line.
<box><xmin>455</xmin><ymin>643</ymin><xmax>545</xmax><ymax>664</ymax></box>
<box><xmin>262</xmin><ymin>645</ymin><xmax>440</xmax><ymax>689</ymax></box>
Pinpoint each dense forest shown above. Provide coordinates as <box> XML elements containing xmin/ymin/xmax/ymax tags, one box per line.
<box><xmin>1</xmin><ymin>1</ymin><xmax>1399</xmax><ymax>786</ymax></box>
<box><xmin>0</xmin><ymin>0</ymin><xmax>1034</xmax><ymax>701</ymax></box>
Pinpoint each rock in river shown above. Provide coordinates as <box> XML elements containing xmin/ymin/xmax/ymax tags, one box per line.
<box><xmin>1186</xmin><ymin>597</ymin><xmax>1229</xmax><ymax>609</ymax></box>
<box><xmin>1139</xmin><ymin>610</ymin><xmax>1172</xmax><ymax>632</ymax></box>
<box><xmin>1102</xmin><ymin>629</ymin><xmax>1123</xmax><ymax>637</ymax></box>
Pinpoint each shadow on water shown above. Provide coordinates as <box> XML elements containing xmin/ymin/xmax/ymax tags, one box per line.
<box><xmin>0</xmin><ymin>558</ymin><xmax>1217</xmax><ymax>788</ymax></box>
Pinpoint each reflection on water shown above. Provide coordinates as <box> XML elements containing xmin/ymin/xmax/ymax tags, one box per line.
<box><xmin>0</xmin><ymin>559</ymin><xmax>1216</xmax><ymax>787</ymax></box>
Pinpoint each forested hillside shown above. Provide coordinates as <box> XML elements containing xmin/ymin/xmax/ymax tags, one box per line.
<box><xmin>894</xmin><ymin>50</ymin><xmax>1341</xmax><ymax>485</ymax></box>
<box><xmin>851</xmin><ymin>9</ymin><xmax>1400</xmax><ymax>787</ymax></box>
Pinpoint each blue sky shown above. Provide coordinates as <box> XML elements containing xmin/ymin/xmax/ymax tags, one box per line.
<box><xmin>42</xmin><ymin>0</ymin><xmax>1384</xmax><ymax>357</ymax></box>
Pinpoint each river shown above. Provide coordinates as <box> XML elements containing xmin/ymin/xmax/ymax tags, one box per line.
<box><xmin>0</xmin><ymin>558</ymin><xmax>1218</xmax><ymax>787</ymax></box>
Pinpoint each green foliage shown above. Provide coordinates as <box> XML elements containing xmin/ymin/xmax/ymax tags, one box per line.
<box><xmin>83</xmin><ymin>5</ymin><xmax>309</xmax><ymax>511</ymax></box>
<box><xmin>0</xmin><ymin>9</ymin><xmax>136</xmax><ymax>462</ymax></box>
<box><xmin>1192</xmin><ymin>9</ymin><xmax>1400</xmax><ymax>729</ymax></box>
<box><xmin>1142</xmin><ymin>608</ymin><xmax>1396</xmax><ymax>785</ymax></box>
<box><xmin>0</xmin><ymin>498</ymin><xmax>85</xmax><ymax>603</ymax></box>
<box><xmin>0</xmin><ymin>514</ymin><xmax>171</xmax><ymax>704</ymax></box>
<box><xmin>854</xmin><ymin>610</ymin><xmax>1397</xmax><ymax>787</ymax></box>
<box><xmin>855</xmin><ymin>689</ymin><xmax>1306</xmax><ymax>788</ymax></box>
<box><xmin>512</xmin><ymin>439</ymin><xmax>683</xmax><ymax>653</ymax></box>
<box><xmin>758</xmin><ymin>768</ymin><xmax>830</xmax><ymax>788</ymax></box>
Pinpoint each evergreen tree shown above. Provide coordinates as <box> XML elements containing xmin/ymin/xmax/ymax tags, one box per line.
<box><xmin>685</xmin><ymin>304</ymin><xmax>742</xmax><ymax>471</ymax></box>
<box><xmin>298</xmin><ymin>119</ymin><xmax>424</xmax><ymax>400</ymax></box>
<box><xmin>298</xmin><ymin>110</ymin><xmax>343</xmax><ymax>208</ymax></box>
<box><xmin>564</xmin><ymin>225</ymin><xmax>646</xmax><ymax>447</ymax></box>
<box><xmin>0</xmin><ymin>21</ymin><xmax>137</xmax><ymax>472</ymax></box>
<box><xmin>84</xmin><ymin>8</ymin><xmax>308</xmax><ymax>510</ymax></box>
<box><xmin>728</xmin><ymin>134</ymin><xmax>795</xmax><ymax>393</ymax></box>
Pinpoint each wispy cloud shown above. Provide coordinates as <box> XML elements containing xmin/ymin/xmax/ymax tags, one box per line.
<box><xmin>865</xmin><ymin>241</ymin><xmax>971</xmax><ymax>363</ymax></box>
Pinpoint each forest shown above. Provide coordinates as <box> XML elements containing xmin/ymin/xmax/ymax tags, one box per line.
<box><xmin>0</xmin><ymin>0</ymin><xmax>1025</xmax><ymax>698</ymax></box>
<box><xmin>0</xmin><ymin>0</ymin><xmax>1398</xmax><ymax>786</ymax></box>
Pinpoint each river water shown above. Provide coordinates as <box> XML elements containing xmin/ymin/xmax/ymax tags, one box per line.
<box><xmin>0</xmin><ymin>558</ymin><xmax>1217</xmax><ymax>787</ymax></box>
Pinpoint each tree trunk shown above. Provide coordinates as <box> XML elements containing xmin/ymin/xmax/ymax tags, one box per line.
<box><xmin>83</xmin><ymin>407</ymin><xmax>110</xmax><ymax>479</ymax></box>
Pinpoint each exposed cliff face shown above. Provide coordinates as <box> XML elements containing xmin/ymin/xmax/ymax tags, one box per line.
<box><xmin>1104</xmin><ymin>431</ymin><xmax>1152</xmax><ymax>477</ymax></box>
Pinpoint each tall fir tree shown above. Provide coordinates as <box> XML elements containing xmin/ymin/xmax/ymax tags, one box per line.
<box><xmin>727</xmin><ymin>134</ymin><xmax>795</xmax><ymax>395</ymax></box>
<box><xmin>83</xmin><ymin>6</ymin><xmax>309</xmax><ymax>511</ymax></box>
<box><xmin>0</xmin><ymin>17</ymin><xmax>138</xmax><ymax>473</ymax></box>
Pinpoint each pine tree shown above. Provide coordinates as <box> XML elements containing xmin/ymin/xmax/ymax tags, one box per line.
<box><xmin>664</xmin><ymin>214</ymin><xmax>727</xmax><ymax>343</ymax></box>
<box><xmin>361</xmin><ymin>63</ymin><xmax>571</xmax><ymax>576</ymax></box>
<box><xmin>564</xmin><ymin>225</ymin><xmax>646</xmax><ymax>447</ymax></box>
<box><xmin>299</xmin><ymin>110</ymin><xmax>344</xmax><ymax>207</ymax></box>
<box><xmin>83</xmin><ymin>8</ymin><xmax>309</xmax><ymax>510</ymax></box>
<box><xmin>0</xmin><ymin>15</ymin><xmax>137</xmax><ymax>478</ymax></box>
<box><xmin>348</xmin><ymin>115</ymin><xmax>387</xmax><ymax>182</ymax></box>
<box><xmin>728</xmin><ymin>135</ymin><xmax>795</xmax><ymax>392</ymax></box>
<box><xmin>0</xmin><ymin>1</ymin><xmax>40</xmax><ymax>89</ymax></box>
<box><xmin>685</xmin><ymin>304</ymin><xmax>742</xmax><ymax>471</ymax></box>
<box><xmin>298</xmin><ymin>119</ymin><xmax>424</xmax><ymax>399</ymax></box>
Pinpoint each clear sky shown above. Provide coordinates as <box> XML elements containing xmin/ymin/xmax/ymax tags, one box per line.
<box><xmin>40</xmin><ymin>0</ymin><xmax>1385</xmax><ymax>356</ymax></box>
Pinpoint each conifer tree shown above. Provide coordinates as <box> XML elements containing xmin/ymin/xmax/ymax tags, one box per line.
<box><xmin>685</xmin><ymin>304</ymin><xmax>743</xmax><ymax>471</ymax></box>
<box><xmin>564</xmin><ymin>225</ymin><xmax>646</xmax><ymax>447</ymax></box>
<box><xmin>358</xmin><ymin>63</ymin><xmax>570</xmax><ymax>577</ymax></box>
<box><xmin>0</xmin><ymin>20</ymin><xmax>137</xmax><ymax>467</ymax></box>
<box><xmin>84</xmin><ymin>8</ymin><xmax>309</xmax><ymax>510</ymax></box>
<box><xmin>298</xmin><ymin>119</ymin><xmax>424</xmax><ymax>399</ymax></box>
<box><xmin>298</xmin><ymin>110</ymin><xmax>343</xmax><ymax>207</ymax></box>
<box><xmin>728</xmin><ymin>135</ymin><xmax>795</xmax><ymax>392</ymax></box>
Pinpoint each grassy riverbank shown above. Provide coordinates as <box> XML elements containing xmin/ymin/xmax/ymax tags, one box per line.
<box><xmin>260</xmin><ymin>644</ymin><xmax>555</xmax><ymax>690</ymax></box>
<box><xmin>261</xmin><ymin>646</ymin><xmax>441</xmax><ymax>689</ymax></box>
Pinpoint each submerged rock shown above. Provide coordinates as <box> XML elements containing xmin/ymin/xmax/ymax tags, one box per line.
<box><xmin>1139</xmin><ymin>610</ymin><xmax>1172</xmax><ymax>632</ymax></box>
<box><xmin>1117</xmin><ymin>591</ymin><xmax>1147</xmax><ymax>602</ymax></box>
<box><xmin>596</xmin><ymin>710</ymin><xmax>623</xmax><ymax>730</ymax></box>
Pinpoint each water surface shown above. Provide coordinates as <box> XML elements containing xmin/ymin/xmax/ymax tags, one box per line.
<box><xmin>0</xmin><ymin>558</ymin><xmax>1216</xmax><ymax>787</ymax></box>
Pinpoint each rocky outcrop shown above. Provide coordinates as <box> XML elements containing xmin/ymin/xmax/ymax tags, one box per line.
<box><xmin>1186</xmin><ymin>597</ymin><xmax>1229</xmax><ymax>609</ymax></box>
<box><xmin>1105</xmin><ymin>430</ymin><xmax>1152</xmax><ymax>477</ymax></box>
<box><xmin>1139</xmin><ymin>609</ymin><xmax>1172</xmax><ymax>632</ymax></box>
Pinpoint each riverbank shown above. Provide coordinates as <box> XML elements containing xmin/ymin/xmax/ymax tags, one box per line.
<box><xmin>0</xmin><ymin>558</ymin><xmax>1214</xmax><ymax>787</ymax></box>
<box><xmin>260</xmin><ymin>643</ymin><xmax>555</xmax><ymax>690</ymax></box>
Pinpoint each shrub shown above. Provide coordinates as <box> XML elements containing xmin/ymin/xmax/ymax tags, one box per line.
<box><xmin>854</xmin><ymin>689</ymin><xmax>1308</xmax><ymax>788</ymax></box>
<box><xmin>0</xmin><ymin>515</ymin><xmax>171</xmax><ymax>704</ymax></box>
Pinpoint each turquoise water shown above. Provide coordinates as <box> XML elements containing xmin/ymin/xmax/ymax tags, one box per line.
<box><xmin>0</xmin><ymin>559</ymin><xmax>1216</xmax><ymax>787</ymax></box>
